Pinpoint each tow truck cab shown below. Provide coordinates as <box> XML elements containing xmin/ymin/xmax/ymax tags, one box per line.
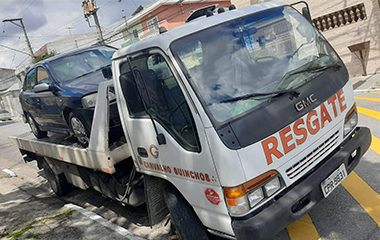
<box><xmin>112</xmin><ymin>2</ymin><xmax>371</xmax><ymax>239</ymax></box>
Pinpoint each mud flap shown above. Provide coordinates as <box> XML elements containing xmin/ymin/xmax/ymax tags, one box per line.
<box><xmin>144</xmin><ymin>175</ymin><xmax>169</xmax><ymax>226</ymax></box>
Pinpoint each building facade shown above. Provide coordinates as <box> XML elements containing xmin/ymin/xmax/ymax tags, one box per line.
<box><xmin>0</xmin><ymin>68</ymin><xmax>22</xmax><ymax>117</ymax></box>
<box><xmin>122</xmin><ymin>0</ymin><xmax>232</xmax><ymax>44</ymax></box>
<box><xmin>231</xmin><ymin>0</ymin><xmax>380</xmax><ymax>76</ymax></box>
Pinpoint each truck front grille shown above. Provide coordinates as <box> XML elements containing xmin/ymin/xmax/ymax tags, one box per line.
<box><xmin>286</xmin><ymin>131</ymin><xmax>339</xmax><ymax>179</ymax></box>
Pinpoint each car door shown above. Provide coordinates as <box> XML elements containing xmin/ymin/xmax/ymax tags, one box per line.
<box><xmin>34</xmin><ymin>66</ymin><xmax>66</xmax><ymax>128</ymax></box>
<box><xmin>20</xmin><ymin>69</ymin><xmax>41</xmax><ymax>123</ymax></box>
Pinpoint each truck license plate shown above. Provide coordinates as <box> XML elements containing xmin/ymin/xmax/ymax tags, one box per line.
<box><xmin>321</xmin><ymin>164</ymin><xmax>348</xmax><ymax>198</ymax></box>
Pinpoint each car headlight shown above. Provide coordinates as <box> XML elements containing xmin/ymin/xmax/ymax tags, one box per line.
<box><xmin>82</xmin><ymin>93</ymin><xmax>97</xmax><ymax>108</ymax></box>
<box><xmin>223</xmin><ymin>171</ymin><xmax>283</xmax><ymax>216</ymax></box>
<box><xmin>344</xmin><ymin>103</ymin><xmax>358</xmax><ymax>136</ymax></box>
<box><xmin>108</xmin><ymin>90</ymin><xmax>116</xmax><ymax>102</ymax></box>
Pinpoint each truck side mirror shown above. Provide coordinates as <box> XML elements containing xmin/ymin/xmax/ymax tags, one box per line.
<box><xmin>119</xmin><ymin>72</ymin><xmax>146</xmax><ymax>114</ymax></box>
<box><xmin>133</xmin><ymin>69</ymin><xmax>152</xmax><ymax>111</ymax></box>
<box><xmin>102</xmin><ymin>66</ymin><xmax>113</xmax><ymax>80</ymax></box>
<box><xmin>302</xmin><ymin>7</ymin><xmax>312</xmax><ymax>23</ymax></box>
<box><xmin>291</xmin><ymin>1</ymin><xmax>312</xmax><ymax>23</ymax></box>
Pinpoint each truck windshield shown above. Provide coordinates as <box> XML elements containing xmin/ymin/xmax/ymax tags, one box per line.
<box><xmin>171</xmin><ymin>6</ymin><xmax>339</xmax><ymax>123</ymax></box>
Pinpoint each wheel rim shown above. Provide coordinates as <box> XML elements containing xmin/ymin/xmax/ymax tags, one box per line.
<box><xmin>28</xmin><ymin>116</ymin><xmax>38</xmax><ymax>136</ymax></box>
<box><xmin>70</xmin><ymin>116</ymin><xmax>88</xmax><ymax>145</ymax></box>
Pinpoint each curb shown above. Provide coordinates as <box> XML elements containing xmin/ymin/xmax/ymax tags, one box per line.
<box><xmin>354</xmin><ymin>88</ymin><xmax>380</xmax><ymax>93</ymax></box>
<box><xmin>64</xmin><ymin>203</ymin><xmax>146</xmax><ymax>240</ymax></box>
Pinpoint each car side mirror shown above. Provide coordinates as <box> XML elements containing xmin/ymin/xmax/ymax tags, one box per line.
<box><xmin>102</xmin><ymin>66</ymin><xmax>113</xmax><ymax>80</ymax></box>
<box><xmin>32</xmin><ymin>83</ymin><xmax>50</xmax><ymax>92</ymax></box>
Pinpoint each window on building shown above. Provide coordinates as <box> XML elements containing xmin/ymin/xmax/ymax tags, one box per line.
<box><xmin>147</xmin><ymin>16</ymin><xmax>160</xmax><ymax>32</ymax></box>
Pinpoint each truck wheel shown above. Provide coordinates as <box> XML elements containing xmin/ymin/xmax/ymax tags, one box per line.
<box><xmin>164</xmin><ymin>185</ymin><xmax>209</xmax><ymax>240</ymax></box>
<box><xmin>43</xmin><ymin>161</ymin><xmax>71</xmax><ymax>196</ymax></box>
<box><xmin>69</xmin><ymin>112</ymin><xmax>89</xmax><ymax>147</ymax></box>
<box><xmin>27</xmin><ymin>115</ymin><xmax>47</xmax><ymax>138</ymax></box>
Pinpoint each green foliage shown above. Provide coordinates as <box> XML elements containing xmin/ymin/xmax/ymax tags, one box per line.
<box><xmin>6</xmin><ymin>209</ymin><xmax>74</xmax><ymax>238</ymax></box>
<box><xmin>36</xmin><ymin>51</ymin><xmax>56</xmax><ymax>63</ymax></box>
<box><xmin>6</xmin><ymin>225</ymin><xmax>34</xmax><ymax>238</ymax></box>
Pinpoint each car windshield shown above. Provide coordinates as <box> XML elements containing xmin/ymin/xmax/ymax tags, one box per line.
<box><xmin>171</xmin><ymin>6</ymin><xmax>339</xmax><ymax>123</ymax></box>
<box><xmin>48</xmin><ymin>46</ymin><xmax>115</xmax><ymax>82</ymax></box>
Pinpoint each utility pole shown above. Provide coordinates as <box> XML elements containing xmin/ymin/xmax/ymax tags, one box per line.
<box><xmin>2</xmin><ymin>18</ymin><xmax>36</xmax><ymax>63</ymax></box>
<box><xmin>82</xmin><ymin>0</ymin><xmax>104</xmax><ymax>45</ymax></box>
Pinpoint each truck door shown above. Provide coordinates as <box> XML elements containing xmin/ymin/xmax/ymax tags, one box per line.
<box><xmin>116</xmin><ymin>50</ymin><xmax>227</xmax><ymax>230</ymax></box>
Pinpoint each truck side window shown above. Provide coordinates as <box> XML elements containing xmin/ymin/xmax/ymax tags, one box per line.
<box><xmin>120</xmin><ymin>53</ymin><xmax>200</xmax><ymax>152</ymax></box>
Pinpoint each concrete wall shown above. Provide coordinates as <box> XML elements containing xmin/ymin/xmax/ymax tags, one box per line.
<box><xmin>0</xmin><ymin>68</ymin><xmax>22</xmax><ymax>117</ymax></box>
<box><xmin>231</xmin><ymin>0</ymin><xmax>380</xmax><ymax>76</ymax></box>
<box><xmin>0</xmin><ymin>68</ymin><xmax>20</xmax><ymax>91</ymax></box>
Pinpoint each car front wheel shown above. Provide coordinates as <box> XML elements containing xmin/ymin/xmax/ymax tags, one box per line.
<box><xmin>27</xmin><ymin>115</ymin><xmax>47</xmax><ymax>138</ymax></box>
<box><xmin>69</xmin><ymin>112</ymin><xmax>89</xmax><ymax>146</ymax></box>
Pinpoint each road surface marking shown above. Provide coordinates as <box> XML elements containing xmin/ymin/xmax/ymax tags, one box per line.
<box><xmin>369</xmin><ymin>135</ymin><xmax>380</xmax><ymax>156</ymax></box>
<box><xmin>287</xmin><ymin>214</ymin><xmax>321</xmax><ymax>240</ymax></box>
<box><xmin>355</xmin><ymin>97</ymin><xmax>380</xmax><ymax>102</ymax></box>
<box><xmin>342</xmin><ymin>172</ymin><xmax>380</xmax><ymax>227</ymax></box>
<box><xmin>357</xmin><ymin>107</ymin><xmax>380</xmax><ymax>121</ymax></box>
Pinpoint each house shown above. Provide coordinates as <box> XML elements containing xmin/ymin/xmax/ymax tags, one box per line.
<box><xmin>232</xmin><ymin>0</ymin><xmax>380</xmax><ymax>76</ymax></box>
<box><xmin>0</xmin><ymin>68</ymin><xmax>22</xmax><ymax>117</ymax></box>
<box><xmin>121</xmin><ymin>0</ymin><xmax>232</xmax><ymax>47</ymax></box>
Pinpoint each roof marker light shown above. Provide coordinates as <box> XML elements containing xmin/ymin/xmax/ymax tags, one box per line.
<box><xmin>229</xmin><ymin>4</ymin><xmax>236</xmax><ymax>10</ymax></box>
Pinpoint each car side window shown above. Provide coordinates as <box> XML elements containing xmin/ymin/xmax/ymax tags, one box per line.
<box><xmin>23</xmin><ymin>69</ymin><xmax>36</xmax><ymax>91</ymax></box>
<box><xmin>36</xmin><ymin>67</ymin><xmax>51</xmax><ymax>85</ymax></box>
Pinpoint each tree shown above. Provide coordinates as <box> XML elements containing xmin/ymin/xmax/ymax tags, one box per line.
<box><xmin>36</xmin><ymin>51</ymin><xmax>56</xmax><ymax>63</ymax></box>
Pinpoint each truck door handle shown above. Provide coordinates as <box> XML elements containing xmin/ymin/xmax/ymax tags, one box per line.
<box><xmin>137</xmin><ymin>147</ymin><xmax>148</xmax><ymax>158</ymax></box>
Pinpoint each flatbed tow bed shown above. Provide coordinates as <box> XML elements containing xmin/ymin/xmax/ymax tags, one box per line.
<box><xmin>8</xmin><ymin>133</ymin><xmax>130</xmax><ymax>175</ymax></box>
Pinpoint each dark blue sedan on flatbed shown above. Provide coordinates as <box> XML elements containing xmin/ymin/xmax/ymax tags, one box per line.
<box><xmin>20</xmin><ymin>45</ymin><xmax>121</xmax><ymax>146</ymax></box>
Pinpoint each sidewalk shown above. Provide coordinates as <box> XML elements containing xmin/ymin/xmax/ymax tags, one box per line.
<box><xmin>0</xmin><ymin>170</ymin><xmax>144</xmax><ymax>240</ymax></box>
<box><xmin>350</xmin><ymin>73</ymin><xmax>380</xmax><ymax>92</ymax></box>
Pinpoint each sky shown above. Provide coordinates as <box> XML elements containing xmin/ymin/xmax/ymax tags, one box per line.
<box><xmin>0</xmin><ymin>0</ymin><xmax>156</xmax><ymax>69</ymax></box>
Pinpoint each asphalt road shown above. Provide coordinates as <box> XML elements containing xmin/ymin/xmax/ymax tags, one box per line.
<box><xmin>0</xmin><ymin>91</ymin><xmax>379</xmax><ymax>240</ymax></box>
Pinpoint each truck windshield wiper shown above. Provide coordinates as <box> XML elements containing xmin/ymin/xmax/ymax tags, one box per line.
<box><xmin>220</xmin><ymin>89</ymin><xmax>300</xmax><ymax>103</ymax></box>
<box><xmin>286</xmin><ymin>62</ymin><xmax>342</xmax><ymax>78</ymax></box>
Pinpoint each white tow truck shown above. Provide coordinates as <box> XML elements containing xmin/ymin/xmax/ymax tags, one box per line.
<box><xmin>10</xmin><ymin>2</ymin><xmax>372</xmax><ymax>239</ymax></box>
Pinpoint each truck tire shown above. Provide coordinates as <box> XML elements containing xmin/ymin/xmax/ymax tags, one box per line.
<box><xmin>164</xmin><ymin>185</ymin><xmax>209</xmax><ymax>240</ymax></box>
<box><xmin>43</xmin><ymin>161</ymin><xmax>71</xmax><ymax>196</ymax></box>
<box><xmin>27</xmin><ymin>115</ymin><xmax>47</xmax><ymax>138</ymax></box>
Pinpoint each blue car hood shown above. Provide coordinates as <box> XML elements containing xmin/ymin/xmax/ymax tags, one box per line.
<box><xmin>61</xmin><ymin>70</ymin><xmax>110</xmax><ymax>94</ymax></box>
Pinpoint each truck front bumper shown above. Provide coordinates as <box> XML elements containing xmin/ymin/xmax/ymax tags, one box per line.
<box><xmin>231</xmin><ymin>127</ymin><xmax>372</xmax><ymax>240</ymax></box>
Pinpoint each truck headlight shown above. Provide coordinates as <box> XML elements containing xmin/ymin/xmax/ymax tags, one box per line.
<box><xmin>223</xmin><ymin>171</ymin><xmax>283</xmax><ymax>216</ymax></box>
<box><xmin>247</xmin><ymin>188</ymin><xmax>264</xmax><ymax>208</ymax></box>
<box><xmin>344</xmin><ymin>103</ymin><xmax>358</xmax><ymax>136</ymax></box>
<box><xmin>82</xmin><ymin>93</ymin><xmax>97</xmax><ymax>108</ymax></box>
